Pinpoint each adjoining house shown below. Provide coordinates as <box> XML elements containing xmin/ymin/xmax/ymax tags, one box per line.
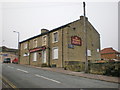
<box><xmin>0</xmin><ymin>46</ymin><xmax>18</xmax><ymax>63</ymax></box>
<box><xmin>19</xmin><ymin>16</ymin><xmax>101</xmax><ymax>68</ymax></box>
<box><xmin>100</xmin><ymin>47</ymin><xmax>120</xmax><ymax>61</ymax></box>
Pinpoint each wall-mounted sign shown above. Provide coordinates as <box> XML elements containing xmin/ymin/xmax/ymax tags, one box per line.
<box><xmin>68</xmin><ymin>44</ymin><xmax>74</xmax><ymax>49</ymax></box>
<box><xmin>71</xmin><ymin>36</ymin><xmax>82</xmax><ymax>46</ymax></box>
<box><xmin>29</xmin><ymin>46</ymin><xmax>46</xmax><ymax>53</ymax></box>
<box><xmin>2</xmin><ymin>54</ymin><xmax>8</xmax><ymax>56</ymax></box>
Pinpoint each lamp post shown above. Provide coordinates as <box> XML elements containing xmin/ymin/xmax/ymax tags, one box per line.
<box><xmin>2</xmin><ymin>40</ymin><xmax>5</xmax><ymax>46</ymax></box>
<box><xmin>83</xmin><ymin>2</ymin><xmax>88</xmax><ymax>73</ymax></box>
<box><xmin>13</xmin><ymin>31</ymin><xmax>19</xmax><ymax>49</ymax></box>
<box><xmin>13</xmin><ymin>31</ymin><xmax>20</xmax><ymax>64</ymax></box>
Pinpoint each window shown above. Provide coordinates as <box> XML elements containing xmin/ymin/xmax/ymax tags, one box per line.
<box><xmin>52</xmin><ymin>47</ymin><xmax>58</xmax><ymax>59</ymax></box>
<box><xmin>42</xmin><ymin>35</ymin><xmax>47</xmax><ymax>46</ymax></box>
<box><xmin>116</xmin><ymin>54</ymin><xmax>120</xmax><ymax>57</ymax></box>
<box><xmin>97</xmin><ymin>49</ymin><xmax>100</xmax><ymax>52</ymax></box>
<box><xmin>33</xmin><ymin>39</ymin><xmax>37</xmax><ymax>48</ymax></box>
<box><xmin>33</xmin><ymin>52</ymin><xmax>37</xmax><ymax>61</ymax></box>
<box><xmin>24</xmin><ymin>43</ymin><xmax>27</xmax><ymax>49</ymax></box>
<box><xmin>42</xmin><ymin>50</ymin><xmax>46</xmax><ymax>63</ymax></box>
<box><xmin>87</xmin><ymin>50</ymin><xmax>91</xmax><ymax>56</ymax></box>
<box><xmin>53</xmin><ymin>32</ymin><xmax>58</xmax><ymax>43</ymax></box>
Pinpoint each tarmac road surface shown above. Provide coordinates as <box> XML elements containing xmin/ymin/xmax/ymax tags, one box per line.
<box><xmin>2</xmin><ymin>63</ymin><xmax>119</xmax><ymax>89</ymax></box>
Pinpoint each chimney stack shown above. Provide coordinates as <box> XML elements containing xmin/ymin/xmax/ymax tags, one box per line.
<box><xmin>41</xmin><ymin>29</ymin><xmax>49</xmax><ymax>34</ymax></box>
<box><xmin>80</xmin><ymin>16</ymin><xmax>88</xmax><ymax>21</ymax></box>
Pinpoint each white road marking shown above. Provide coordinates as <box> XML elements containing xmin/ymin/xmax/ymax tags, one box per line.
<box><xmin>7</xmin><ymin>66</ymin><xmax>14</xmax><ymax>69</ymax></box>
<box><xmin>2</xmin><ymin>82</ymin><xmax>8</xmax><ymax>88</ymax></box>
<box><xmin>35</xmin><ymin>74</ymin><xmax>61</xmax><ymax>84</ymax></box>
<box><xmin>17</xmin><ymin>69</ymin><xmax>29</xmax><ymax>73</ymax></box>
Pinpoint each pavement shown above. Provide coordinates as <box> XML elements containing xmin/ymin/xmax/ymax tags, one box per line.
<box><xmin>23</xmin><ymin>64</ymin><xmax>120</xmax><ymax>84</ymax></box>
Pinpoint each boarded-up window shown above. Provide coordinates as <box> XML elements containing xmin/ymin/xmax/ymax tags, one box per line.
<box><xmin>87</xmin><ymin>50</ymin><xmax>91</xmax><ymax>56</ymax></box>
<box><xmin>42</xmin><ymin>50</ymin><xmax>46</xmax><ymax>63</ymax></box>
<box><xmin>33</xmin><ymin>52</ymin><xmax>37</xmax><ymax>61</ymax></box>
<box><xmin>52</xmin><ymin>47</ymin><xmax>58</xmax><ymax>59</ymax></box>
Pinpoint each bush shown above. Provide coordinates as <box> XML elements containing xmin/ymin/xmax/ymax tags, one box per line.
<box><xmin>90</xmin><ymin>62</ymin><xmax>120</xmax><ymax>77</ymax></box>
<box><xmin>65</xmin><ymin>62</ymin><xmax>85</xmax><ymax>72</ymax></box>
<box><xmin>65</xmin><ymin>61</ymin><xmax>120</xmax><ymax>77</ymax></box>
<box><xmin>103</xmin><ymin>64</ymin><xmax>120</xmax><ymax>77</ymax></box>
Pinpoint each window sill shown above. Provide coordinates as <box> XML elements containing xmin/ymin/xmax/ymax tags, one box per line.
<box><xmin>53</xmin><ymin>59</ymin><xmax>58</xmax><ymax>60</ymax></box>
<box><xmin>52</xmin><ymin>41</ymin><xmax>58</xmax><ymax>43</ymax></box>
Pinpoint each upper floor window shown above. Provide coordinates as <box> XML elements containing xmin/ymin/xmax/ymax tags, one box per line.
<box><xmin>24</xmin><ymin>43</ymin><xmax>27</xmax><ymax>49</ymax></box>
<box><xmin>42</xmin><ymin>35</ymin><xmax>47</xmax><ymax>46</ymax></box>
<box><xmin>53</xmin><ymin>31</ymin><xmax>58</xmax><ymax>43</ymax></box>
<box><xmin>33</xmin><ymin>39</ymin><xmax>37</xmax><ymax>48</ymax></box>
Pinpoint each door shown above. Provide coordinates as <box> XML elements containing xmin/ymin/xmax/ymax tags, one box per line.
<box><xmin>42</xmin><ymin>50</ymin><xmax>46</xmax><ymax>63</ymax></box>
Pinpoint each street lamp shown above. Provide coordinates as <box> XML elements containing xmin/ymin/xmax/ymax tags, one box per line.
<box><xmin>13</xmin><ymin>31</ymin><xmax>20</xmax><ymax>49</ymax></box>
<box><xmin>13</xmin><ymin>31</ymin><xmax>20</xmax><ymax>64</ymax></box>
<box><xmin>2</xmin><ymin>40</ymin><xmax>5</xmax><ymax>46</ymax></box>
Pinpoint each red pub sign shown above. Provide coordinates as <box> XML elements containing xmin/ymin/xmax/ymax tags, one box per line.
<box><xmin>29</xmin><ymin>46</ymin><xmax>46</xmax><ymax>53</ymax></box>
<box><xmin>71</xmin><ymin>36</ymin><xmax>82</xmax><ymax>46</ymax></box>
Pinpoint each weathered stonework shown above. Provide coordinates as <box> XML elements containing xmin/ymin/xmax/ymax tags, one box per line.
<box><xmin>19</xmin><ymin>16</ymin><xmax>101</xmax><ymax>68</ymax></box>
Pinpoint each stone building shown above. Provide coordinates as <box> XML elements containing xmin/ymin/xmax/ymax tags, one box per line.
<box><xmin>19</xmin><ymin>16</ymin><xmax>101</xmax><ymax>68</ymax></box>
<box><xmin>100</xmin><ymin>47</ymin><xmax>120</xmax><ymax>61</ymax></box>
<box><xmin>0</xmin><ymin>46</ymin><xmax>18</xmax><ymax>62</ymax></box>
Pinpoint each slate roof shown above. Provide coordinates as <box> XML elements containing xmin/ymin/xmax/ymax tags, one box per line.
<box><xmin>0</xmin><ymin>46</ymin><xmax>18</xmax><ymax>53</ymax></box>
<box><xmin>20</xmin><ymin>16</ymin><xmax>99</xmax><ymax>44</ymax></box>
<box><xmin>20</xmin><ymin>19</ymin><xmax>79</xmax><ymax>43</ymax></box>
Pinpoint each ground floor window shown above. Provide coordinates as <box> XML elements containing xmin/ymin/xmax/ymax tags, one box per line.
<box><xmin>42</xmin><ymin>50</ymin><xmax>46</xmax><ymax>63</ymax></box>
<box><xmin>87</xmin><ymin>50</ymin><xmax>91</xmax><ymax>56</ymax></box>
<box><xmin>33</xmin><ymin>52</ymin><xmax>37</xmax><ymax>61</ymax></box>
<box><xmin>52</xmin><ymin>47</ymin><xmax>58</xmax><ymax>59</ymax></box>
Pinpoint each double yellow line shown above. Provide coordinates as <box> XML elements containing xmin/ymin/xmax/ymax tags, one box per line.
<box><xmin>0</xmin><ymin>76</ymin><xmax>18</xmax><ymax>89</ymax></box>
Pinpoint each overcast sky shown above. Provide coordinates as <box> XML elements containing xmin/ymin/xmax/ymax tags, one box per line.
<box><xmin>0</xmin><ymin>0</ymin><xmax>119</xmax><ymax>51</ymax></box>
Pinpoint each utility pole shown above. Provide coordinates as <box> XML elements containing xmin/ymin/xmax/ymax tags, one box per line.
<box><xmin>83</xmin><ymin>2</ymin><xmax>88</xmax><ymax>73</ymax></box>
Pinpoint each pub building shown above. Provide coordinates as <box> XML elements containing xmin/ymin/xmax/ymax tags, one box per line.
<box><xmin>19</xmin><ymin>16</ymin><xmax>101</xmax><ymax>68</ymax></box>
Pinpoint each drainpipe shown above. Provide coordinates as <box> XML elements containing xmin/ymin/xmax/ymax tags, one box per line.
<box><xmin>48</xmin><ymin>33</ymin><xmax>51</xmax><ymax>67</ymax></box>
<box><xmin>19</xmin><ymin>43</ymin><xmax>20</xmax><ymax>64</ymax></box>
<box><xmin>61</xmin><ymin>28</ymin><xmax>64</xmax><ymax>68</ymax></box>
<box><xmin>28</xmin><ymin>40</ymin><xmax>30</xmax><ymax>65</ymax></box>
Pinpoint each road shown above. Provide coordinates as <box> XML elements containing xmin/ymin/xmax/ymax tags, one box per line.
<box><xmin>2</xmin><ymin>63</ymin><xmax>119</xmax><ymax>88</ymax></box>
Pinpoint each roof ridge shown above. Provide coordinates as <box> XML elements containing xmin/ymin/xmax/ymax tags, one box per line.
<box><xmin>20</xmin><ymin>19</ymin><xmax>79</xmax><ymax>43</ymax></box>
<box><xmin>100</xmin><ymin>47</ymin><xmax>120</xmax><ymax>54</ymax></box>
